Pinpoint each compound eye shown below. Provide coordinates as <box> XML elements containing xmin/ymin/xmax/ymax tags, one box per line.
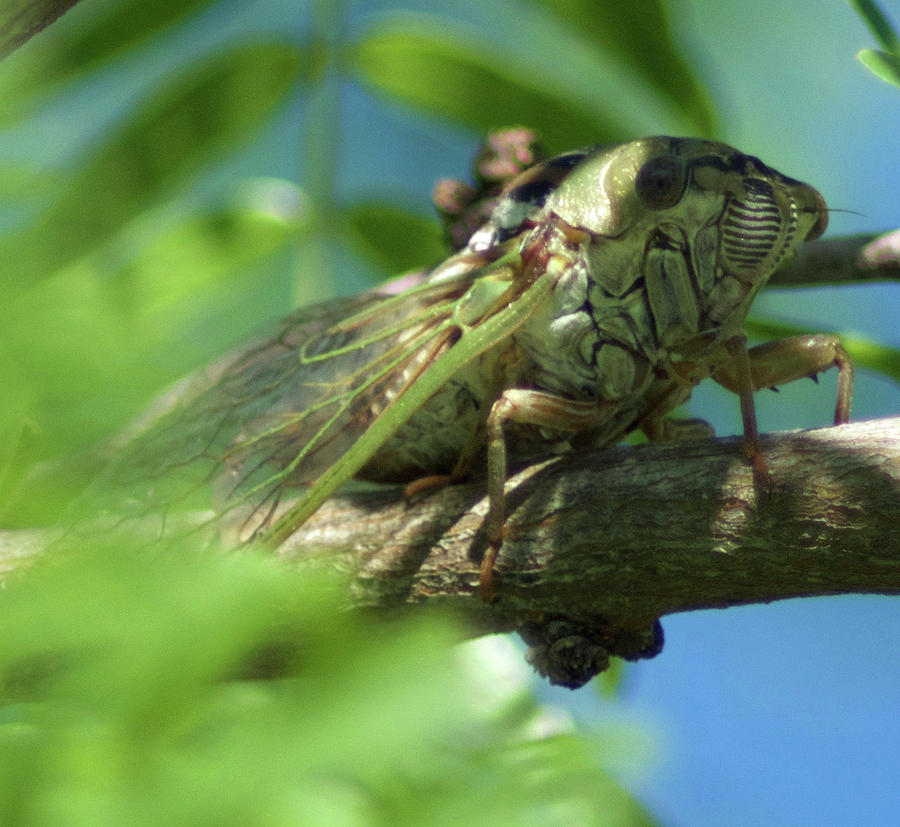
<box><xmin>635</xmin><ymin>155</ymin><xmax>688</xmax><ymax>209</ymax></box>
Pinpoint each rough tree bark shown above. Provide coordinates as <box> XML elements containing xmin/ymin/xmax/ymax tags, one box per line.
<box><xmin>3</xmin><ymin>417</ymin><xmax>897</xmax><ymax>686</ymax></box>
<box><xmin>275</xmin><ymin>415</ymin><xmax>900</xmax><ymax>608</ymax></box>
<box><xmin>262</xmin><ymin>415</ymin><xmax>899</xmax><ymax>684</ymax></box>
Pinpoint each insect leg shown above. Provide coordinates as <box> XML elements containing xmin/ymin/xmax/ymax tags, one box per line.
<box><xmin>641</xmin><ymin>415</ymin><xmax>716</xmax><ymax>442</ymax></box>
<box><xmin>481</xmin><ymin>389</ymin><xmax>618</xmax><ymax>600</ymax></box>
<box><xmin>721</xmin><ymin>335</ymin><xmax>770</xmax><ymax>484</ymax></box>
<box><xmin>713</xmin><ymin>334</ymin><xmax>854</xmax><ymax>424</ymax></box>
<box><xmin>402</xmin><ymin>418</ymin><xmax>489</xmax><ymax>501</ymax></box>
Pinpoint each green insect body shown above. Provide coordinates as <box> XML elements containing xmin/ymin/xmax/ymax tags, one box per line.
<box><xmin>107</xmin><ymin>137</ymin><xmax>851</xmax><ymax>595</ymax></box>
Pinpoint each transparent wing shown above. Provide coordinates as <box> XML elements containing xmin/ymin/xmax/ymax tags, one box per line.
<box><xmin>88</xmin><ymin>267</ymin><xmax>481</xmax><ymax>541</ymax></box>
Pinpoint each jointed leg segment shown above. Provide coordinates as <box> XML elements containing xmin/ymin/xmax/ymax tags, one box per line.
<box><xmin>480</xmin><ymin>389</ymin><xmax>617</xmax><ymax>599</ymax></box>
<box><xmin>713</xmin><ymin>334</ymin><xmax>854</xmax><ymax>424</ymax></box>
<box><xmin>711</xmin><ymin>333</ymin><xmax>854</xmax><ymax>483</ymax></box>
<box><xmin>478</xmin><ymin>333</ymin><xmax>852</xmax><ymax>601</ymax></box>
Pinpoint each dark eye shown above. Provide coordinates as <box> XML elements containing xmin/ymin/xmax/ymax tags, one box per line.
<box><xmin>635</xmin><ymin>155</ymin><xmax>688</xmax><ymax>209</ymax></box>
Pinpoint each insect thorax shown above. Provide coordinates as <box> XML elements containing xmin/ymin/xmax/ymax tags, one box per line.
<box><xmin>467</xmin><ymin>138</ymin><xmax>824</xmax><ymax>446</ymax></box>
<box><xmin>365</xmin><ymin>138</ymin><xmax>827</xmax><ymax>476</ymax></box>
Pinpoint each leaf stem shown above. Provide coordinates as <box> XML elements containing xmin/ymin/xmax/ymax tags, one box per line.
<box><xmin>296</xmin><ymin>0</ymin><xmax>348</xmax><ymax>305</ymax></box>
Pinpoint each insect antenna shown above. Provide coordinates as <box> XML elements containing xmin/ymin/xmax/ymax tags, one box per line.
<box><xmin>817</xmin><ymin>207</ymin><xmax>867</xmax><ymax>218</ymax></box>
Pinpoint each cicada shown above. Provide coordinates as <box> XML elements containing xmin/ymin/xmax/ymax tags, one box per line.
<box><xmin>98</xmin><ymin>136</ymin><xmax>852</xmax><ymax>597</ymax></box>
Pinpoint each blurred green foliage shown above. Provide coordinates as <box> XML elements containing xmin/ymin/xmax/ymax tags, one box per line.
<box><xmin>4</xmin><ymin>42</ymin><xmax>310</xmax><ymax>290</ymax></box>
<box><xmin>0</xmin><ymin>542</ymin><xmax>654</xmax><ymax>824</ymax></box>
<box><xmin>352</xmin><ymin>22</ymin><xmax>633</xmax><ymax>150</ymax></box>
<box><xmin>0</xmin><ymin>0</ymin><xmax>895</xmax><ymax>821</ymax></box>
<box><xmin>852</xmin><ymin>0</ymin><xmax>900</xmax><ymax>88</ymax></box>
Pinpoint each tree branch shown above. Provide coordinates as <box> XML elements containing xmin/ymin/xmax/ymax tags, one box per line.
<box><xmin>1</xmin><ymin>415</ymin><xmax>897</xmax><ymax>685</ymax></box>
<box><xmin>0</xmin><ymin>0</ymin><xmax>81</xmax><ymax>60</ymax></box>
<box><xmin>272</xmin><ymin>415</ymin><xmax>900</xmax><ymax>684</ymax></box>
<box><xmin>274</xmin><ymin>415</ymin><xmax>899</xmax><ymax>611</ymax></box>
<box><xmin>770</xmin><ymin>229</ymin><xmax>900</xmax><ymax>286</ymax></box>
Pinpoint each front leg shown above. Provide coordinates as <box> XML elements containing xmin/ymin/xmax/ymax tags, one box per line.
<box><xmin>712</xmin><ymin>333</ymin><xmax>853</xmax><ymax>483</ymax></box>
<box><xmin>713</xmin><ymin>334</ymin><xmax>854</xmax><ymax>424</ymax></box>
<box><xmin>481</xmin><ymin>389</ymin><xmax>618</xmax><ymax>600</ymax></box>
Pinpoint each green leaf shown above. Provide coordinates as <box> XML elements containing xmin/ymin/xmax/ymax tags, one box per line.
<box><xmin>108</xmin><ymin>198</ymin><xmax>304</xmax><ymax>353</ymax></box>
<box><xmin>857</xmin><ymin>48</ymin><xmax>900</xmax><ymax>88</ymax></box>
<box><xmin>1</xmin><ymin>40</ymin><xmax>315</xmax><ymax>293</ymax></box>
<box><xmin>0</xmin><ymin>162</ymin><xmax>56</xmax><ymax>225</ymax></box>
<box><xmin>849</xmin><ymin>0</ymin><xmax>900</xmax><ymax>54</ymax></box>
<box><xmin>537</xmin><ymin>0</ymin><xmax>717</xmax><ymax>134</ymax></box>
<box><xmin>0</xmin><ymin>541</ymin><xmax>653</xmax><ymax>824</ymax></box>
<box><xmin>344</xmin><ymin>202</ymin><xmax>446</xmax><ymax>273</ymax></box>
<box><xmin>0</xmin><ymin>0</ymin><xmax>221</xmax><ymax>120</ymax></box>
<box><xmin>1</xmin><ymin>200</ymin><xmax>300</xmax><ymax>467</ymax></box>
<box><xmin>351</xmin><ymin>23</ymin><xmax>632</xmax><ymax>152</ymax></box>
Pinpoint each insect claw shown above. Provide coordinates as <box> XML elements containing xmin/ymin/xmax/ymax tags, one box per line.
<box><xmin>753</xmin><ymin>456</ymin><xmax>773</xmax><ymax>493</ymax></box>
<box><xmin>743</xmin><ymin>438</ymin><xmax>773</xmax><ymax>492</ymax></box>
<box><xmin>479</xmin><ymin>545</ymin><xmax>499</xmax><ymax>602</ymax></box>
<box><xmin>404</xmin><ymin>474</ymin><xmax>453</xmax><ymax>501</ymax></box>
